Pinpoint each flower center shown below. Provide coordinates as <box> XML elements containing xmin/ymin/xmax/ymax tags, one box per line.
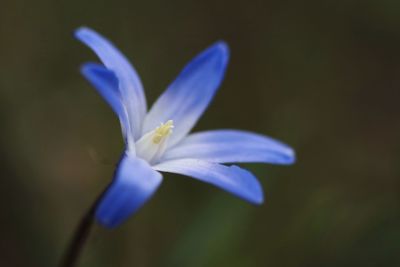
<box><xmin>152</xmin><ymin>120</ymin><xmax>174</xmax><ymax>144</ymax></box>
<box><xmin>135</xmin><ymin>120</ymin><xmax>174</xmax><ymax>164</ymax></box>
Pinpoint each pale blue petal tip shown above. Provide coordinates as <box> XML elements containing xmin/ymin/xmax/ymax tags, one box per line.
<box><xmin>214</xmin><ymin>40</ymin><xmax>229</xmax><ymax>56</ymax></box>
<box><xmin>74</xmin><ymin>26</ymin><xmax>95</xmax><ymax>40</ymax></box>
<box><xmin>287</xmin><ymin>149</ymin><xmax>296</xmax><ymax>164</ymax></box>
<box><xmin>229</xmin><ymin>165</ymin><xmax>264</xmax><ymax>205</ymax></box>
<box><xmin>280</xmin><ymin>145</ymin><xmax>296</xmax><ymax>165</ymax></box>
<box><xmin>210</xmin><ymin>40</ymin><xmax>230</xmax><ymax>65</ymax></box>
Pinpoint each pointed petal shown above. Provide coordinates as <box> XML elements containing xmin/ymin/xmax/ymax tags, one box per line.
<box><xmin>143</xmin><ymin>42</ymin><xmax>229</xmax><ymax>147</ymax></box>
<box><xmin>162</xmin><ymin>130</ymin><xmax>295</xmax><ymax>164</ymax></box>
<box><xmin>96</xmin><ymin>154</ymin><xmax>162</xmax><ymax>228</ymax></box>
<box><xmin>81</xmin><ymin>63</ymin><xmax>131</xmax><ymax>142</ymax></box>
<box><xmin>153</xmin><ymin>159</ymin><xmax>263</xmax><ymax>204</ymax></box>
<box><xmin>75</xmin><ymin>27</ymin><xmax>147</xmax><ymax>139</ymax></box>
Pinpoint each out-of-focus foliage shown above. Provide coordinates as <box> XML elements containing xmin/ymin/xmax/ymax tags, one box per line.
<box><xmin>0</xmin><ymin>0</ymin><xmax>399</xmax><ymax>266</ymax></box>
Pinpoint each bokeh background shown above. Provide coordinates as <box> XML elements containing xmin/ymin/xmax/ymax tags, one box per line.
<box><xmin>1</xmin><ymin>0</ymin><xmax>400</xmax><ymax>266</ymax></box>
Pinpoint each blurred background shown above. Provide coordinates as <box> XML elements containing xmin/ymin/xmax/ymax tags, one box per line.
<box><xmin>1</xmin><ymin>0</ymin><xmax>400</xmax><ymax>266</ymax></box>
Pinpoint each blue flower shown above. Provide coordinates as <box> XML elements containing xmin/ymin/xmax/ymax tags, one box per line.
<box><xmin>75</xmin><ymin>27</ymin><xmax>295</xmax><ymax>228</ymax></box>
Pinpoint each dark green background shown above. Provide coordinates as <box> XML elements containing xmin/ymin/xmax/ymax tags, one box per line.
<box><xmin>1</xmin><ymin>0</ymin><xmax>399</xmax><ymax>266</ymax></box>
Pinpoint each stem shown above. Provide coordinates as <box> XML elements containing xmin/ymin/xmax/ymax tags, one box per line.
<box><xmin>59</xmin><ymin>189</ymin><xmax>105</xmax><ymax>267</ymax></box>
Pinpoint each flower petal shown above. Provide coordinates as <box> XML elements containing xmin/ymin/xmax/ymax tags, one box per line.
<box><xmin>162</xmin><ymin>130</ymin><xmax>295</xmax><ymax>164</ymax></box>
<box><xmin>153</xmin><ymin>159</ymin><xmax>263</xmax><ymax>204</ymax></box>
<box><xmin>81</xmin><ymin>63</ymin><xmax>133</xmax><ymax>145</ymax></box>
<box><xmin>75</xmin><ymin>27</ymin><xmax>147</xmax><ymax>139</ymax></box>
<box><xmin>143</xmin><ymin>42</ymin><xmax>229</xmax><ymax>147</ymax></box>
<box><xmin>95</xmin><ymin>154</ymin><xmax>163</xmax><ymax>228</ymax></box>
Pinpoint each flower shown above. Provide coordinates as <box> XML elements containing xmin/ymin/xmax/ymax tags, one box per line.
<box><xmin>75</xmin><ymin>27</ymin><xmax>295</xmax><ymax>228</ymax></box>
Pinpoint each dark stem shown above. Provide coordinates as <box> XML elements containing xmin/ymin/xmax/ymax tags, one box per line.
<box><xmin>59</xmin><ymin>189</ymin><xmax>106</xmax><ymax>267</ymax></box>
